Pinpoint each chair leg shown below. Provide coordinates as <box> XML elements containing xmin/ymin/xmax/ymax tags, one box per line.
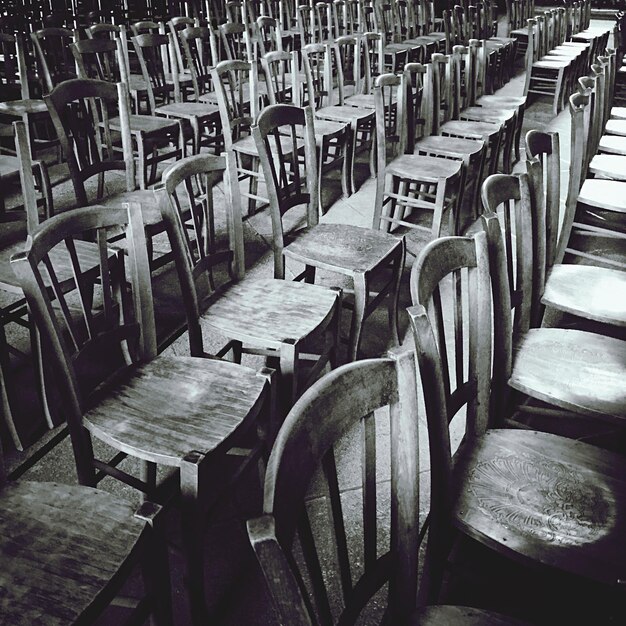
<box><xmin>180</xmin><ymin>451</ymin><xmax>209</xmax><ymax>626</ymax></box>
<box><xmin>279</xmin><ymin>341</ymin><xmax>299</xmax><ymax>410</ymax></box>
<box><xmin>347</xmin><ymin>122</ymin><xmax>357</xmax><ymax>195</ymax></box>
<box><xmin>388</xmin><ymin>247</ymin><xmax>404</xmax><ymax>348</ymax></box>
<box><xmin>137</xmin><ymin>137</ymin><xmax>147</xmax><ymax>190</ymax></box>
<box><xmin>135</xmin><ymin>502</ymin><xmax>174</xmax><ymax>626</ymax></box>
<box><xmin>347</xmin><ymin>271</ymin><xmax>367</xmax><ymax>362</ymax></box>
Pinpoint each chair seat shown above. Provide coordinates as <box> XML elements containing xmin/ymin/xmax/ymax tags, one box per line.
<box><xmin>344</xmin><ymin>93</ymin><xmax>377</xmax><ymax>110</ymax></box>
<box><xmin>0</xmin><ymin>481</ymin><xmax>144</xmax><ymax>625</ymax></box>
<box><xmin>307</xmin><ymin>118</ymin><xmax>349</xmax><ymax>138</ymax></box>
<box><xmin>315</xmin><ymin>105</ymin><xmax>375</xmax><ymax>124</ymax></box>
<box><xmin>99</xmin><ymin>191</ymin><xmax>162</xmax><ymax>227</ymax></box>
<box><xmin>578</xmin><ymin>178</ymin><xmax>626</xmax><ymax>212</ymax></box>
<box><xmin>411</xmin><ymin>605</ymin><xmax>528</xmax><ymax>625</ymax></box>
<box><xmin>460</xmin><ymin>106</ymin><xmax>514</xmax><ymax>123</ymax></box>
<box><xmin>111</xmin><ymin>114</ymin><xmax>180</xmax><ymax>135</ymax></box>
<box><xmin>533</xmin><ymin>59</ymin><xmax>569</xmax><ymax>69</ymax></box>
<box><xmin>0</xmin><ymin>154</ymin><xmax>21</xmax><ymax>178</ymax></box>
<box><xmin>510</xmin><ymin>328</ymin><xmax>626</xmax><ymax>420</ymax></box>
<box><xmin>154</xmin><ymin>101</ymin><xmax>220</xmax><ymax>121</ymax></box>
<box><xmin>543</xmin><ymin>265</ymin><xmax>626</xmax><ymax>327</ymax></box>
<box><xmin>0</xmin><ymin>98</ymin><xmax>48</xmax><ymax>116</ymax></box>
<box><xmin>440</xmin><ymin>119</ymin><xmax>500</xmax><ymax>139</ymax></box>
<box><xmin>510</xmin><ymin>27</ymin><xmax>530</xmax><ymax>36</ymax></box>
<box><xmin>284</xmin><ymin>223</ymin><xmax>402</xmax><ymax>274</ymax></box>
<box><xmin>610</xmin><ymin>106</ymin><xmax>626</xmax><ymax>120</ymax></box>
<box><xmin>588</xmin><ymin>154</ymin><xmax>626</xmax><ymax>181</ymax></box>
<box><xmin>476</xmin><ymin>95</ymin><xmax>526</xmax><ymax>108</ymax></box>
<box><xmin>201</xmin><ymin>278</ymin><xmax>339</xmax><ymax>349</ymax></box>
<box><xmin>416</xmin><ymin>134</ymin><xmax>484</xmax><ymax>158</ymax></box>
<box><xmin>605</xmin><ymin>119</ymin><xmax>626</xmax><ymax>137</ymax></box>
<box><xmin>85</xmin><ymin>355</ymin><xmax>267</xmax><ymax>465</ymax></box>
<box><xmin>599</xmin><ymin>134</ymin><xmax>626</xmax><ymax>155</ymax></box>
<box><xmin>453</xmin><ymin>429</ymin><xmax>626</xmax><ymax>585</ymax></box>
<box><xmin>387</xmin><ymin>153</ymin><xmax>463</xmax><ymax>180</ymax></box>
<box><xmin>233</xmin><ymin>133</ymin><xmax>302</xmax><ymax>157</ymax></box>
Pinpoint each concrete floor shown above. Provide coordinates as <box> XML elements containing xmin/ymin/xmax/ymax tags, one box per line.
<box><xmin>0</xmin><ymin>18</ymin><xmax>619</xmax><ymax>625</ymax></box>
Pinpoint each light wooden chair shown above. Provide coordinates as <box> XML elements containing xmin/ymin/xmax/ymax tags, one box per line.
<box><xmin>479</xmin><ymin>175</ymin><xmax>626</xmax><ymax>430</ymax></box>
<box><xmin>262</xmin><ymin>49</ymin><xmax>351</xmax><ymax>211</ymax></box>
<box><xmin>525</xmin><ymin>130</ymin><xmax>626</xmax><ymax>330</ymax></box>
<box><xmin>373</xmin><ymin>72</ymin><xmax>466</xmax><ymax>259</ymax></box>
<box><xmin>253</xmin><ymin>103</ymin><xmax>405</xmax><ymax>361</ymax></box>
<box><xmin>558</xmin><ymin>91</ymin><xmax>626</xmax><ymax>271</ymax></box>
<box><xmin>300</xmin><ymin>41</ymin><xmax>376</xmax><ymax>195</ymax></box>
<box><xmin>247</xmin><ymin>348</ymin><xmax>528</xmax><ymax>625</ymax></box>
<box><xmin>159</xmin><ymin>152</ymin><xmax>342</xmax><ymax>410</ymax></box>
<box><xmin>408</xmin><ymin>230</ymin><xmax>626</xmax><ymax>624</ymax></box>
<box><xmin>11</xmin><ymin>201</ymin><xmax>273</xmax><ymax>626</ymax></box>
<box><xmin>0</xmin><ymin>433</ymin><xmax>173</xmax><ymax>625</ymax></box>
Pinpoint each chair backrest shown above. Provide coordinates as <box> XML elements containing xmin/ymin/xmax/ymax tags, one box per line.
<box><xmin>300</xmin><ymin>42</ymin><xmax>331</xmax><ymax>110</ymax></box>
<box><xmin>132</xmin><ymin>32</ymin><xmax>179</xmax><ymax>113</ymax></box>
<box><xmin>333</xmin><ymin>35</ymin><xmax>361</xmax><ymax>99</ymax></box>
<box><xmin>361</xmin><ymin>32</ymin><xmax>384</xmax><ymax>93</ymax></box>
<box><xmin>71</xmin><ymin>37</ymin><xmax>128</xmax><ymax>84</ymax></box>
<box><xmin>480</xmin><ymin>173</ymin><xmax>534</xmax><ymax>342</ymax></box>
<box><xmin>44</xmin><ymin>78</ymin><xmax>135</xmax><ymax>206</ymax></box>
<box><xmin>375</xmin><ymin>72</ymin><xmax>408</xmax><ymax>170</ymax></box>
<box><xmin>314</xmin><ymin>0</ymin><xmax>333</xmax><ymax>41</ymax></box>
<box><xmin>219</xmin><ymin>20</ymin><xmax>253</xmax><ymax>60</ymax></box>
<box><xmin>211</xmin><ymin>59</ymin><xmax>259</xmax><ymax>150</ymax></box>
<box><xmin>256</xmin><ymin>15</ymin><xmax>283</xmax><ymax>56</ymax></box>
<box><xmin>131</xmin><ymin>20</ymin><xmax>160</xmax><ymax>36</ymax></box>
<box><xmin>261</xmin><ymin>49</ymin><xmax>297</xmax><ymax>104</ymax></box>
<box><xmin>247</xmin><ymin>348</ymin><xmax>420</xmax><ymax>625</ymax></box>
<box><xmin>31</xmin><ymin>27</ymin><xmax>77</xmax><ymax>93</ymax></box>
<box><xmin>180</xmin><ymin>26</ymin><xmax>218</xmax><ymax>98</ymax></box>
<box><xmin>167</xmin><ymin>15</ymin><xmax>196</xmax><ymax>73</ymax></box>
<box><xmin>10</xmin><ymin>202</ymin><xmax>155</xmax><ymax>485</ymax></box>
<box><xmin>525</xmin><ymin>130</ymin><xmax>560</xmax><ymax>320</ymax></box>
<box><xmin>407</xmin><ymin>230</ymin><xmax>503</xmax><ymax>600</ymax></box>
<box><xmin>252</xmin><ymin>103</ymin><xmax>318</xmax><ymax>278</ymax></box>
<box><xmin>404</xmin><ymin>62</ymin><xmax>429</xmax><ymax>147</ymax></box>
<box><xmin>159</xmin><ymin>153</ymin><xmax>245</xmax><ymax>356</ymax></box>
<box><xmin>86</xmin><ymin>22</ymin><xmax>121</xmax><ymax>39</ymax></box>
<box><xmin>297</xmin><ymin>3</ymin><xmax>316</xmax><ymax>46</ymax></box>
<box><xmin>0</xmin><ymin>33</ymin><xmax>31</xmax><ymax>100</ymax></box>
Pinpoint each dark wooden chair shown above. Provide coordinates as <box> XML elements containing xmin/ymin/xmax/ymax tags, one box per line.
<box><xmin>11</xmin><ymin>201</ymin><xmax>273</xmax><ymax>626</ymax></box>
<box><xmin>247</xmin><ymin>348</ymin><xmax>527</xmax><ymax>625</ymax></box>
<box><xmin>159</xmin><ymin>151</ymin><xmax>342</xmax><ymax>410</ymax></box>
<box><xmin>30</xmin><ymin>26</ymin><xmax>78</xmax><ymax>94</ymax></box>
<box><xmin>408</xmin><ymin>229</ymin><xmax>626</xmax><ymax>624</ymax></box>
<box><xmin>0</xmin><ymin>435</ymin><xmax>173</xmax><ymax>625</ymax></box>
<box><xmin>253</xmin><ymin>103</ymin><xmax>405</xmax><ymax>362</ymax></box>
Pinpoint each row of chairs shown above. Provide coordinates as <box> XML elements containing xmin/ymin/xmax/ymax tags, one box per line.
<box><xmin>2</xmin><ymin>87</ymin><xmax>624</xmax><ymax>620</ymax></box>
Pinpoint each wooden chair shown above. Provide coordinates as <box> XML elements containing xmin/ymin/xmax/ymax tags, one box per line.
<box><xmin>559</xmin><ymin>91</ymin><xmax>626</xmax><ymax>271</ymax></box>
<box><xmin>247</xmin><ymin>348</ymin><xmax>527</xmax><ymax>625</ymax></box>
<box><xmin>253</xmin><ymin>103</ymin><xmax>404</xmax><ymax>361</ymax></box>
<box><xmin>408</xmin><ymin>230</ymin><xmax>626</xmax><ymax>624</ymax></box>
<box><xmin>263</xmin><ymin>49</ymin><xmax>351</xmax><ymax>211</ymax></box>
<box><xmin>525</xmin><ymin>129</ymin><xmax>626</xmax><ymax>330</ymax></box>
<box><xmin>373</xmin><ymin>73</ymin><xmax>466</xmax><ymax>259</ymax></box>
<box><xmin>406</xmin><ymin>62</ymin><xmax>488</xmax><ymax>230</ymax></box>
<box><xmin>0</xmin><ymin>432</ymin><xmax>173</xmax><ymax>624</ymax></box>
<box><xmin>0</xmin><ymin>32</ymin><xmax>52</xmax><ymax>158</ymax></box>
<box><xmin>30</xmin><ymin>27</ymin><xmax>78</xmax><ymax>94</ymax></box>
<box><xmin>159</xmin><ymin>152</ymin><xmax>342</xmax><ymax>409</ymax></box>
<box><xmin>301</xmin><ymin>41</ymin><xmax>376</xmax><ymax>195</ymax></box>
<box><xmin>480</xmin><ymin>174</ymin><xmax>626</xmax><ymax>429</ymax></box>
<box><xmin>211</xmin><ymin>58</ymin><xmax>275</xmax><ymax>215</ymax></box>
<box><xmin>431</xmin><ymin>53</ymin><xmax>504</xmax><ymax>179</ymax></box>
<box><xmin>12</xmin><ymin>200</ymin><xmax>273</xmax><ymax>626</ymax></box>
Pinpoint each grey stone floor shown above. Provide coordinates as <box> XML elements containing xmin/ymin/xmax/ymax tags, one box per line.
<box><xmin>0</xmin><ymin>19</ymin><xmax>616</xmax><ymax>625</ymax></box>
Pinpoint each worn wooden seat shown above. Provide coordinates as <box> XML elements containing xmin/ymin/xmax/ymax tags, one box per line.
<box><xmin>408</xmin><ymin>231</ymin><xmax>626</xmax><ymax>623</ymax></box>
<box><xmin>11</xmin><ymin>201</ymin><xmax>273</xmax><ymax>625</ymax></box>
<box><xmin>0</xmin><ymin>479</ymin><xmax>171</xmax><ymax>625</ymax></box>
<box><xmin>253</xmin><ymin>103</ymin><xmax>404</xmax><ymax>361</ymax></box>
